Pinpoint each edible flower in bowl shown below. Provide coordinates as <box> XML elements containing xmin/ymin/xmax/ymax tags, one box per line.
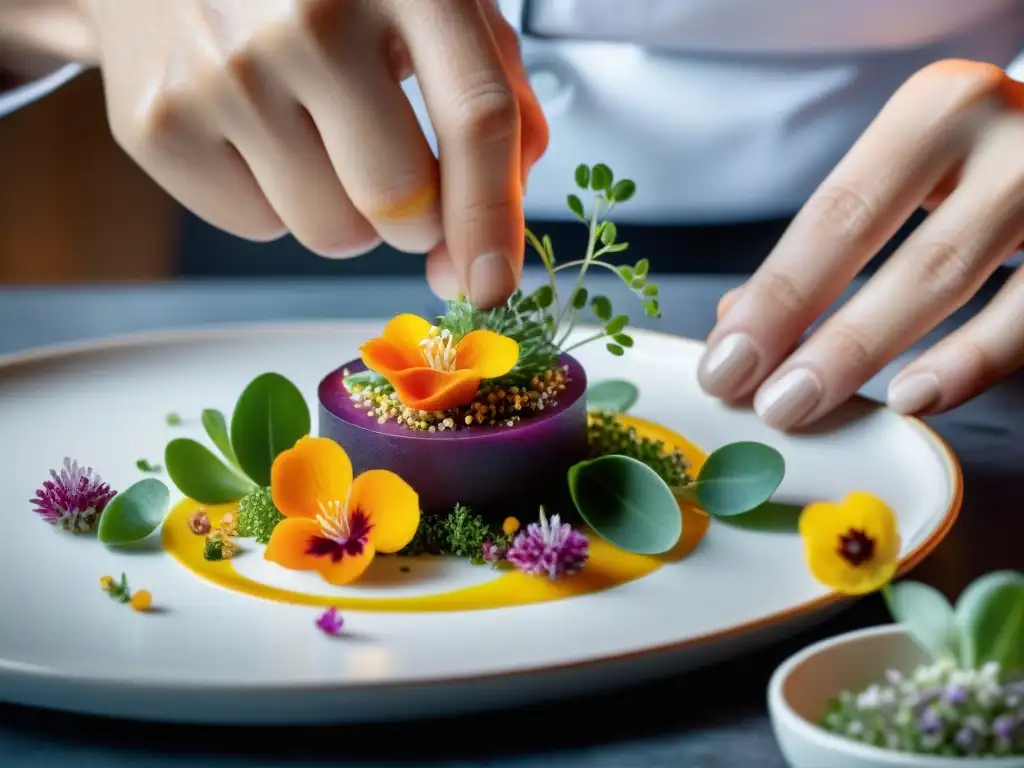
<box><xmin>264</xmin><ymin>437</ymin><xmax>419</xmax><ymax>585</ymax></box>
<box><xmin>360</xmin><ymin>313</ymin><xmax>519</xmax><ymax>411</ymax></box>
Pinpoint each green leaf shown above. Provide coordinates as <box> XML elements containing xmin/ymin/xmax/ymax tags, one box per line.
<box><xmin>201</xmin><ymin>408</ymin><xmax>241</xmax><ymax>470</ymax></box>
<box><xmin>631</xmin><ymin>277</ymin><xmax>646</xmax><ymax>290</ymax></box>
<box><xmin>567</xmin><ymin>194</ymin><xmax>585</xmax><ymax>219</ymax></box>
<box><xmin>98</xmin><ymin>478</ymin><xmax>171</xmax><ymax>545</ymax></box>
<box><xmin>883</xmin><ymin>581</ymin><xmax>960</xmax><ymax>661</ymax></box>
<box><xmin>534</xmin><ymin>285</ymin><xmax>555</xmax><ymax>309</ymax></box>
<box><xmin>692</xmin><ymin>442</ymin><xmax>786</xmax><ymax>517</ymax></box>
<box><xmin>135</xmin><ymin>459</ymin><xmax>162</xmax><ymax>473</ymax></box>
<box><xmin>165</xmin><ymin>412</ymin><xmax>183</xmax><ymax>427</ymax></box>
<box><xmin>342</xmin><ymin>370</ymin><xmax>389</xmax><ymax>392</ymax></box>
<box><xmin>634</xmin><ymin>258</ymin><xmax>650</xmax><ymax>277</ymax></box>
<box><xmin>591</xmin><ymin>295</ymin><xmax>613</xmax><ymax>322</ymax></box>
<box><xmin>591</xmin><ymin>163</ymin><xmax>613</xmax><ymax>192</ymax></box>
<box><xmin>587</xmin><ymin>379</ymin><xmax>639</xmax><ymax>413</ymax></box>
<box><xmin>230</xmin><ymin>372</ymin><xmax>311</xmax><ymax>487</ymax></box>
<box><xmin>606</xmin><ymin>343</ymin><xmax>625</xmax><ymax>356</ymax></box>
<box><xmin>574</xmin><ymin>164</ymin><xmax>590</xmax><ymax>189</ymax></box>
<box><xmin>568</xmin><ymin>455</ymin><xmax>682</xmax><ymax>555</ymax></box>
<box><xmin>165</xmin><ymin>438</ymin><xmax>256</xmax><ymax>504</ymax></box>
<box><xmin>614</xmin><ymin>333</ymin><xmax>634</xmax><ymax>348</ymax></box>
<box><xmin>610</xmin><ymin>179</ymin><xmax>636</xmax><ymax>202</ymax></box>
<box><xmin>542</xmin><ymin>234</ymin><xmax>556</xmax><ymax>264</ymax></box>
<box><xmin>600</xmin><ymin>222</ymin><xmax>618</xmax><ymax>246</ymax></box>
<box><xmin>605</xmin><ymin>315</ymin><xmax>629</xmax><ymax>335</ymax></box>
<box><xmin>603</xmin><ymin>242</ymin><xmax>630</xmax><ymax>253</ymax></box>
<box><xmin>644</xmin><ymin>299</ymin><xmax>661</xmax><ymax>318</ymax></box>
<box><xmin>955</xmin><ymin>570</ymin><xmax>1024</xmax><ymax>671</ymax></box>
<box><xmin>572</xmin><ymin>288</ymin><xmax>589</xmax><ymax>310</ymax></box>
<box><xmin>619</xmin><ymin>266</ymin><xmax>635</xmax><ymax>282</ymax></box>
<box><xmin>642</xmin><ymin>284</ymin><xmax>659</xmax><ymax>297</ymax></box>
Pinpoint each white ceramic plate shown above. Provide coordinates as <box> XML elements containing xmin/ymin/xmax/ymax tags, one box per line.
<box><xmin>0</xmin><ymin>322</ymin><xmax>961</xmax><ymax>724</ymax></box>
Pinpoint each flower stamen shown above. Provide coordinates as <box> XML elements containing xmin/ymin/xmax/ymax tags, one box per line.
<box><xmin>418</xmin><ymin>327</ymin><xmax>457</xmax><ymax>372</ymax></box>
<box><xmin>838</xmin><ymin>527</ymin><xmax>875</xmax><ymax>567</ymax></box>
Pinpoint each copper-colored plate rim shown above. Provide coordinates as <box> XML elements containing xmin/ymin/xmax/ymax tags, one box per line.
<box><xmin>0</xmin><ymin>322</ymin><xmax>963</xmax><ymax>693</ymax></box>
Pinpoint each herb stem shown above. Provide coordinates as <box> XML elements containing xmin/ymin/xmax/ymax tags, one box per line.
<box><xmin>526</xmin><ymin>227</ymin><xmax>559</xmax><ymax>310</ymax></box>
<box><xmin>562</xmin><ymin>330</ymin><xmax>607</xmax><ymax>353</ymax></box>
<box><xmin>554</xmin><ymin>201</ymin><xmax>602</xmax><ymax>338</ymax></box>
<box><xmin>553</xmin><ymin>259</ymin><xmax>621</xmax><ymax>275</ymax></box>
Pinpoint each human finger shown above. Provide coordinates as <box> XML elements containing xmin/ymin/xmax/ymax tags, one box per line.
<box><xmin>396</xmin><ymin>0</ymin><xmax>523</xmax><ymax>308</ymax></box>
<box><xmin>278</xmin><ymin>3</ymin><xmax>443</xmax><ymax>255</ymax></box>
<box><xmin>886</xmin><ymin>260</ymin><xmax>1024</xmax><ymax>416</ymax></box>
<box><xmin>206</xmin><ymin>46</ymin><xmax>380</xmax><ymax>258</ymax></box>
<box><xmin>752</xmin><ymin>105</ymin><xmax>1024</xmax><ymax>430</ymax></box>
<box><xmin>696</xmin><ymin>61</ymin><xmax>997</xmax><ymax>402</ymax></box>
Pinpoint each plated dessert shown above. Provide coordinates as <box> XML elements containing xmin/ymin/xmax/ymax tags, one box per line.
<box><xmin>31</xmin><ymin>163</ymin><xmax>791</xmax><ymax>617</ymax></box>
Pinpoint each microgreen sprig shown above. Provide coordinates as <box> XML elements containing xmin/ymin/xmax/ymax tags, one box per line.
<box><xmin>523</xmin><ymin>163</ymin><xmax>659</xmax><ymax>359</ymax></box>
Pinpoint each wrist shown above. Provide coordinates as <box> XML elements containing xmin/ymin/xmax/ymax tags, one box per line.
<box><xmin>0</xmin><ymin>0</ymin><xmax>96</xmax><ymax>81</ymax></box>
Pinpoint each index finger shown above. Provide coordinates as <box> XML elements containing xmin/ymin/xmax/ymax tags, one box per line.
<box><xmin>393</xmin><ymin>0</ymin><xmax>523</xmax><ymax>308</ymax></box>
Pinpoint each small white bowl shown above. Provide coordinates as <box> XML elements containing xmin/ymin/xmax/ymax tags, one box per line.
<box><xmin>768</xmin><ymin>624</ymin><xmax>1024</xmax><ymax>768</ymax></box>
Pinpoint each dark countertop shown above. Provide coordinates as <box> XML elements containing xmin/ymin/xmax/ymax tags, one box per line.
<box><xmin>1</xmin><ymin>271</ymin><xmax>1021</xmax><ymax>768</ymax></box>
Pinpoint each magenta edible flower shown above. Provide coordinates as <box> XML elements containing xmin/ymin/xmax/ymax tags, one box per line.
<box><xmin>481</xmin><ymin>539</ymin><xmax>506</xmax><ymax>565</ymax></box>
<box><xmin>316</xmin><ymin>607</ymin><xmax>344</xmax><ymax>636</ymax></box>
<box><xmin>506</xmin><ymin>508</ymin><xmax>588</xmax><ymax>579</ymax></box>
<box><xmin>31</xmin><ymin>457</ymin><xmax>115</xmax><ymax>533</ymax></box>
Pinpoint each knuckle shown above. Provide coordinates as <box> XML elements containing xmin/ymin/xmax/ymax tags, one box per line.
<box><xmin>447</xmin><ymin>78</ymin><xmax>519</xmax><ymax>144</ymax></box>
<box><xmin>120</xmin><ymin>87</ymin><xmax>191</xmax><ymax>157</ymax></box>
<box><xmin>802</xmin><ymin>183</ymin><xmax>875</xmax><ymax>244</ymax></box>
<box><xmin>821</xmin><ymin>320</ymin><xmax>876</xmax><ymax>372</ymax></box>
<box><xmin>908</xmin><ymin>239</ymin><xmax>979</xmax><ymax>308</ymax></box>
<box><xmin>290</xmin><ymin>0</ymin><xmax>357</xmax><ymax>50</ymax></box>
<box><xmin>462</xmin><ymin>194</ymin><xmax>518</xmax><ymax>226</ymax></box>
<box><xmin>756</xmin><ymin>270</ymin><xmax>811</xmax><ymax>317</ymax></box>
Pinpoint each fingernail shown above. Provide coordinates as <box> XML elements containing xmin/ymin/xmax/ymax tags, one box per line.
<box><xmin>754</xmin><ymin>368</ymin><xmax>823</xmax><ymax>429</ymax></box>
<box><xmin>698</xmin><ymin>333</ymin><xmax>759</xmax><ymax>395</ymax></box>
<box><xmin>887</xmin><ymin>371</ymin><xmax>940</xmax><ymax>414</ymax></box>
<box><xmin>469</xmin><ymin>252</ymin><xmax>515</xmax><ymax>308</ymax></box>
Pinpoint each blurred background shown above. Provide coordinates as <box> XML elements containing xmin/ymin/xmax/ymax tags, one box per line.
<box><xmin>2</xmin><ymin>68</ymin><xmax>933</xmax><ymax>286</ymax></box>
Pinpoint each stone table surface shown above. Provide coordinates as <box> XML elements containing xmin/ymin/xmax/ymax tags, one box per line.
<box><xmin>1</xmin><ymin>271</ymin><xmax>1021</xmax><ymax>768</ymax></box>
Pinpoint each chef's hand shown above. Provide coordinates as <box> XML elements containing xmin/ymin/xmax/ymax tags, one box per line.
<box><xmin>78</xmin><ymin>0</ymin><xmax>547</xmax><ymax>307</ymax></box>
<box><xmin>698</xmin><ymin>59</ymin><xmax>1024</xmax><ymax>429</ymax></box>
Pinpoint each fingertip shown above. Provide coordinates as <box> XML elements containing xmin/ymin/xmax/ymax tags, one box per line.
<box><xmin>425</xmin><ymin>244</ymin><xmax>462</xmax><ymax>300</ymax></box>
<box><xmin>468</xmin><ymin>251</ymin><xmax>517</xmax><ymax>309</ymax></box>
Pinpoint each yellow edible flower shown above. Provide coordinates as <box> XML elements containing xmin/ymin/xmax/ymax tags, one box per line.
<box><xmin>799</xmin><ymin>491</ymin><xmax>901</xmax><ymax>596</ymax></box>
<box><xmin>130</xmin><ymin>590</ymin><xmax>152</xmax><ymax>612</ymax></box>
<box><xmin>502</xmin><ymin>517</ymin><xmax>520</xmax><ymax>537</ymax></box>
<box><xmin>99</xmin><ymin>575</ymin><xmax>115</xmax><ymax>591</ymax></box>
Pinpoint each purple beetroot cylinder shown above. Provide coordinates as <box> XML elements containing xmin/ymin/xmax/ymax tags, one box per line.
<box><xmin>318</xmin><ymin>354</ymin><xmax>588</xmax><ymax>520</ymax></box>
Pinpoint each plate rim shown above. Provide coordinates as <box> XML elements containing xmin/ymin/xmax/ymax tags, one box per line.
<box><xmin>0</xmin><ymin>320</ymin><xmax>963</xmax><ymax>692</ymax></box>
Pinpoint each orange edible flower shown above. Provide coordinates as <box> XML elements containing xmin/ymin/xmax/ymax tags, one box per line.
<box><xmin>264</xmin><ymin>437</ymin><xmax>420</xmax><ymax>586</ymax></box>
<box><xmin>360</xmin><ymin>314</ymin><xmax>519</xmax><ymax>411</ymax></box>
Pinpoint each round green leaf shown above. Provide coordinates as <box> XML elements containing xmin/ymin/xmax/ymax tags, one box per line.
<box><xmin>694</xmin><ymin>442</ymin><xmax>786</xmax><ymax>517</ymax></box>
<box><xmin>572</xmin><ymin>288</ymin><xmax>589</xmax><ymax>310</ymax></box>
<box><xmin>567</xmin><ymin>194</ymin><xmax>585</xmax><ymax>219</ymax></box>
<box><xmin>165</xmin><ymin>438</ymin><xmax>255</xmax><ymax>504</ymax></box>
<box><xmin>574</xmin><ymin>164</ymin><xmax>590</xmax><ymax>189</ymax></box>
<box><xmin>591</xmin><ymin>295</ymin><xmax>613</xmax><ymax>322</ymax></box>
<box><xmin>619</xmin><ymin>266</ymin><xmax>635</xmax><ymax>282</ymax></box>
<box><xmin>98</xmin><ymin>478</ymin><xmax>171</xmax><ymax>545</ymax></box>
<box><xmin>605</xmin><ymin>315</ymin><xmax>628</xmax><ymax>335</ymax></box>
<box><xmin>883</xmin><ymin>581</ymin><xmax>960</xmax><ymax>661</ymax></box>
<box><xmin>534</xmin><ymin>285</ymin><xmax>554</xmax><ymax>309</ymax></box>
<box><xmin>610</xmin><ymin>179</ymin><xmax>636</xmax><ymax>202</ymax></box>
<box><xmin>587</xmin><ymin>379</ymin><xmax>639</xmax><ymax>413</ymax></box>
<box><xmin>591</xmin><ymin>163</ymin><xmax>613</xmax><ymax>192</ymax></box>
<box><xmin>568</xmin><ymin>455</ymin><xmax>682</xmax><ymax>555</ymax></box>
<box><xmin>201</xmin><ymin>408</ymin><xmax>241</xmax><ymax>470</ymax></box>
<box><xmin>955</xmin><ymin>570</ymin><xmax>1024</xmax><ymax>672</ymax></box>
<box><xmin>600</xmin><ymin>222</ymin><xmax>618</xmax><ymax>246</ymax></box>
<box><xmin>614</xmin><ymin>333</ymin><xmax>634</xmax><ymax>348</ymax></box>
<box><xmin>230</xmin><ymin>372</ymin><xmax>311</xmax><ymax>488</ymax></box>
<box><xmin>634</xmin><ymin>258</ymin><xmax>650</xmax><ymax>277</ymax></box>
<box><xmin>642</xmin><ymin>284</ymin><xmax>659</xmax><ymax>297</ymax></box>
<box><xmin>606</xmin><ymin>343</ymin><xmax>625</xmax><ymax>357</ymax></box>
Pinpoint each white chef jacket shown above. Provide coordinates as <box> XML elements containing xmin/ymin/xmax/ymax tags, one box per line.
<box><xmin>4</xmin><ymin>0</ymin><xmax>1024</xmax><ymax>225</ymax></box>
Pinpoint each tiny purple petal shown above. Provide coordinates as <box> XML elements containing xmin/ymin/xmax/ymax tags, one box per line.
<box><xmin>943</xmin><ymin>683</ymin><xmax>968</xmax><ymax>706</ymax></box>
<box><xmin>918</xmin><ymin>707</ymin><xmax>943</xmax><ymax>734</ymax></box>
<box><xmin>30</xmin><ymin>457</ymin><xmax>115</xmax><ymax>533</ymax></box>
<box><xmin>954</xmin><ymin>727</ymin><xmax>977</xmax><ymax>751</ymax></box>
<box><xmin>316</xmin><ymin>607</ymin><xmax>344</xmax><ymax>636</ymax></box>
<box><xmin>993</xmin><ymin>715</ymin><xmax>1018</xmax><ymax>742</ymax></box>
<box><xmin>481</xmin><ymin>539</ymin><xmax>506</xmax><ymax>564</ymax></box>
<box><xmin>506</xmin><ymin>513</ymin><xmax>588</xmax><ymax>579</ymax></box>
